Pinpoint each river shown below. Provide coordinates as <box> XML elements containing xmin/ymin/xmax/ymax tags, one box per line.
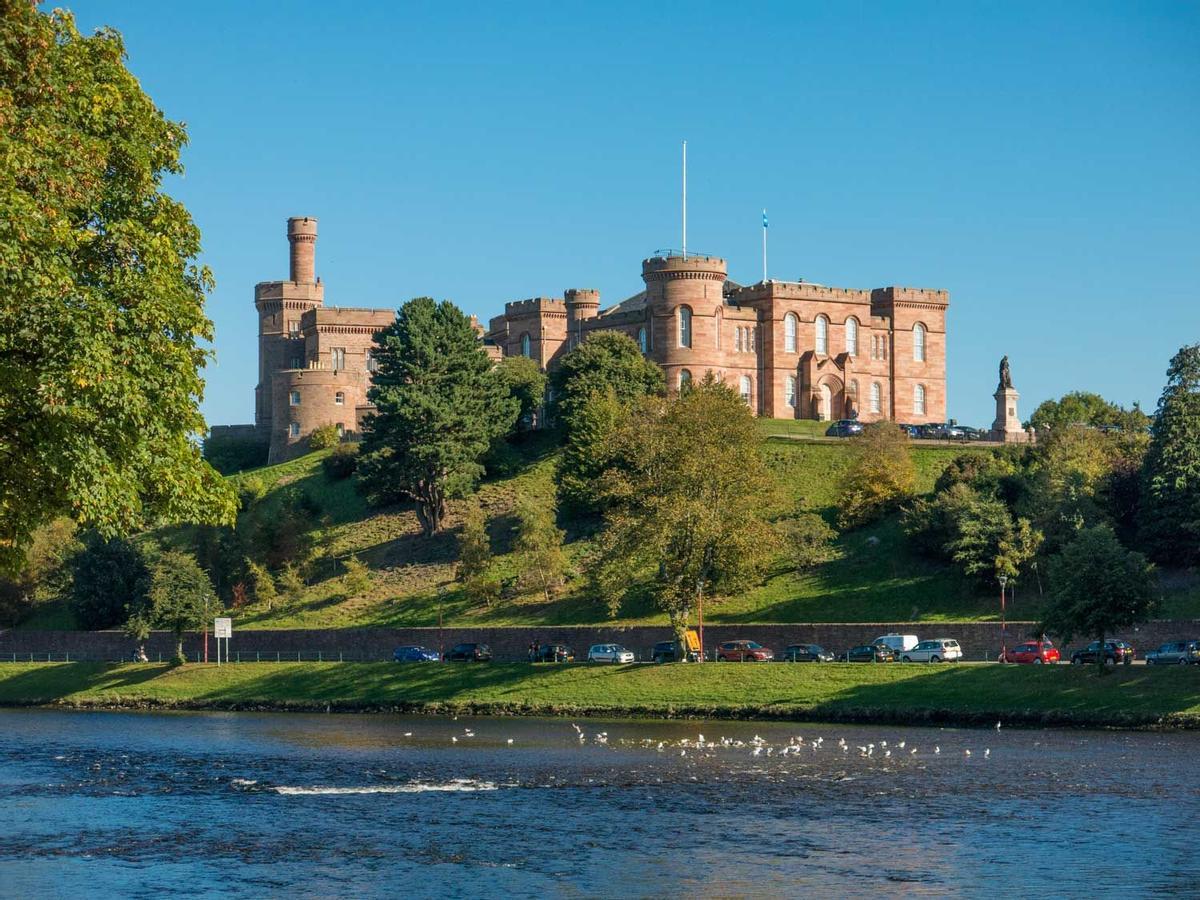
<box><xmin>0</xmin><ymin>709</ymin><xmax>1196</xmax><ymax>896</ymax></box>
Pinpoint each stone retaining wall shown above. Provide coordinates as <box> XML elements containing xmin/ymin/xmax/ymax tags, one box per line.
<box><xmin>2</xmin><ymin>621</ymin><xmax>1197</xmax><ymax>663</ymax></box>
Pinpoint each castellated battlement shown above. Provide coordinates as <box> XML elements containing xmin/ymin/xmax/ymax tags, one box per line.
<box><xmin>504</xmin><ymin>297</ymin><xmax>566</xmax><ymax>316</ymax></box>
<box><xmin>254</xmin><ymin>280</ymin><xmax>325</xmax><ymax>304</ymax></box>
<box><xmin>564</xmin><ymin>288</ymin><xmax>600</xmax><ymax>305</ymax></box>
<box><xmin>642</xmin><ymin>254</ymin><xmax>728</xmax><ymax>282</ymax></box>
<box><xmin>731</xmin><ymin>281</ymin><xmax>872</xmax><ymax>304</ymax></box>
<box><xmin>871</xmin><ymin>286</ymin><xmax>950</xmax><ymax>307</ymax></box>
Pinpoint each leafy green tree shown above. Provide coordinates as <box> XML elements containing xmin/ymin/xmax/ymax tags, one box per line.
<box><xmin>1021</xmin><ymin>424</ymin><xmax>1115</xmax><ymax>554</ymax></box>
<box><xmin>308</xmin><ymin>424</ymin><xmax>341</xmax><ymax>450</ymax></box>
<box><xmin>359</xmin><ymin>298</ymin><xmax>519</xmax><ymax>535</ymax></box>
<box><xmin>0</xmin><ymin>518</ymin><xmax>80</xmax><ymax>626</ymax></box>
<box><xmin>555</xmin><ymin>387</ymin><xmax>628</xmax><ymax>515</ymax></box>
<box><xmin>341</xmin><ymin>554</ymin><xmax>371</xmax><ymax>597</ymax></box>
<box><xmin>465</xmin><ymin>572</ymin><xmax>502</xmax><ymax>609</ymax></box>
<box><xmin>778</xmin><ymin>514</ymin><xmax>837</xmax><ymax>572</ymax></box>
<box><xmin>549</xmin><ymin>331</ymin><xmax>664</xmax><ymax>433</ymax></box>
<box><xmin>0</xmin><ymin>5</ymin><xmax>236</xmax><ymax>572</ymax></box>
<box><xmin>276</xmin><ymin>564</ymin><xmax>305</xmax><ymax>604</ymax></box>
<box><xmin>591</xmin><ymin>375</ymin><xmax>779</xmax><ymax>650</ymax></box>
<box><xmin>1042</xmin><ymin>525</ymin><xmax>1157</xmax><ymax>668</ymax></box>
<box><xmin>69</xmin><ymin>536</ymin><xmax>152</xmax><ymax>630</ymax></box>
<box><xmin>202</xmin><ymin>433</ymin><xmax>268</xmax><ymax>475</ymax></box>
<box><xmin>456</xmin><ymin>500</ymin><xmax>492</xmax><ymax>582</ymax></box>
<box><xmin>514</xmin><ymin>495</ymin><xmax>568</xmax><ymax>603</ymax></box>
<box><xmin>494</xmin><ymin>356</ymin><xmax>547</xmax><ymax>432</ymax></box>
<box><xmin>836</xmin><ymin>422</ymin><xmax>916</xmax><ymax>528</ymax></box>
<box><xmin>1140</xmin><ymin>345</ymin><xmax>1200</xmax><ymax>566</ymax></box>
<box><xmin>1029</xmin><ymin>391</ymin><xmax>1139</xmax><ymax>432</ymax></box>
<box><xmin>145</xmin><ymin>550</ymin><xmax>215</xmax><ymax>664</ymax></box>
<box><xmin>245</xmin><ymin>559</ymin><xmax>277</xmax><ymax>609</ymax></box>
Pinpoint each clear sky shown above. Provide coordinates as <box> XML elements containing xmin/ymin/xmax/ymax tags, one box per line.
<box><xmin>70</xmin><ymin>1</ymin><xmax>1199</xmax><ymax>428</ymax></box>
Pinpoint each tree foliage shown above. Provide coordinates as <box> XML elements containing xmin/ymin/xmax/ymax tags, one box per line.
<box><xmin>202</xmin><ymin>432</ymin><xmax>269</xmax><ymax>475</ymax></box>
<box><xmin>0</xmin><ymin>5</ymin><xmax>236</xmax><ymax>572</ymax></box>
<box><xmin>0</xmin><ymin>518</ymin><xmax>79</xmax><ymax>626</ymax></box>
<box><xmin>341</xmin><ymin>554</ymin><xmax>370</xmax><ymax>597</ymax></box>
<box><xmin>549</xmin><ymin>331</ymin><xmax>664</xmax><ymax>432</ymax></box>
<box><xmin>514</xmin><ymin>494</ymin><xmax>567</xmax><ymax>603</ymax></box>
<box><xmin>778</xmin><ymin>513</ymin><xmax>837</xmax><ymax>572</ymax></box>
<box><xmin>1029</xmin><ymin>391</ymin><xmax>1149</xmax><ymax>433</ymax></box>
<box><xmin>142</xmin><ymin>550</ymin><xmax>214</xmax><ymax>664</ymax></box>
<box><xmin>359</xmin><ymin>298</ymin><xmax>518</xmax><ymax>535</ymax></box>
<box><xmin>493</xmin><ymin>355</ymin><xmax>547</xmax><ymax>432</ymax></box>
<box><xmin>590</xmin><ymin>375</ymin><xmax>779</xmax><ymax>647</ymax></box>
<box><xmin>1140</xmin><ymin>344</ymin><xmax>1200</xmax><ymax>566</ymax></box>
<box><xmin>555</xmin><ymin>387</ymin><xmax>628</xmax><ymax>515</ymax></box>
<box><xmin>456</xmin><ymin>499</ymin><xmax>492</xmax><ymax>583</ymax></box>
<box><xmin>69</xmin><ymin>535</ymin><xmax>152</xmax><ymax>630</ymax></box>
<box><xmin>836</xmin><ymin>422</ymin><xmax>916</xmax><ymax>528</ymax></box>
<box><xmin>308</xmin><ymin>424</ymin><xmax>341</xmax><ymax>450</ymax></box>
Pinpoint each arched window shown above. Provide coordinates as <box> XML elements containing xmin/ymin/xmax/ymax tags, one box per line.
<box><xmin>914</xmin><ymin>383</ymin><xmax>927</xmax><ymax>416</ymax></box>
<box><xmin>870</xmin><ymin>382</ymin><xmax>882</xmax><ymax>414</ymax></box>
<box><xmin>735</xmin><ymin>327</ymin><xmax>742</xmax><ymax>352</ymax></box>
<box><xmin>679</xmin><ymin>368</ymin><xmax>692</xmax><ymax>389</ymax></box>
<box><xmin>334</xmin><ymin>391</ymin><xmax>345</xmax><ymax>406</ymax></box>
<box><xmin>678</xmin><ymin>306</ymin><xmax>692</xmax><ymax>349</ymax></box>
<box><xmin>289</xmin><ymin>390</ymin><xmax>301</xmax><ymax>406</ymax></box>
<box><xmin>637</xmin><ymin>326</ymin><xmax>648</xmax><ymax>354</ymax></box>
<box><xmin>520</xmin><ymin>333</ymin><xmax>531</xmax><ymax>358</ymax></box>
<box><xmin>848</xmin><ymin>380</ymin><xmax>859</xmax><ymax>412</ymax></box>
<box><xmin>815</xmin><ymin>316</ymin><xmax>829</xmax><ymax>355</ymax></box>
<box><xmin>784</xmin><ymin>313</ymin><xmax>798</xmax><ymax>353</ymax></box>
<box><xmin>845</xmin><ymin>317</ymin><xmax>859</xmax><ymax>356</ymax></box>
<box><xmin>739</xmin><ymin>375</ymin><xmax>752</xmax><ymax>404</ymax></box>
<box><xmin>913</xmin><ymin>323</ymin><xmax>926</xmax><ymax>362</ymax></box>
<box><xmin>786</xmin><ymin>375</ymin><xmax>797</xmax><ymax>408</ymax></box>
<box><xmin>714</xmin><ymin>309</ymin><xmax>722</xmax><ymax>349</ymax></box>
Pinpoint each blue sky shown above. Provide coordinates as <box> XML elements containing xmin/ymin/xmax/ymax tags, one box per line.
<box><xmin>70</xmin><ymin>1</ymin><xmax>1199</xmax><ymax>427</ymax></box>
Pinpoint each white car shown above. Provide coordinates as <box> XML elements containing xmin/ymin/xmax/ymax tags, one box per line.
<box><xmin>588</xmin><ymin>643</ymin><xmax>635</xmax><ymax>664</ymax></box>
<box><xmin>873</xmin><ymin>633</ymin><xmax>919</xmax><ymax>656</ymax></box>
<box><xmin>902</xmin><ymin>639</ymin><xmax>962</xmax><ymax>663</ymax></box>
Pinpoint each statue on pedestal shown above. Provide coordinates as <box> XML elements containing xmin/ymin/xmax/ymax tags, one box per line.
<box><xmin>998</xmin><ymin>355</ymin><xmax>1013</xmax><ymax>390</ymax></box>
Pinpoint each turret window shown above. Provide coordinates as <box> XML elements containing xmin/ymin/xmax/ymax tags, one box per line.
<box><xmin>331</xmin><ymin>348</ymin><xmax>346</xmax><ymax>370</ymax></box>
<box><xmin>680</xmin><ymin>369</ymin><xmax>692</xmax><ymax>388</ymax></box>
<box><xmin>289</xmin><ymin>422</ymin><xmax>300</xmax><ymax>437</ymax></box>
<box><xmin>815</xmin><ymin>316</ymin><xmax>829</xmax><ymax>355</ymax></box>
<box><xmin>784</xmin><ymin>313</ymin><xmax>798</xmax><ymax>353</ymax></box>
<box><xmin>289</xmin><ymin>390</ymin><xmax>301</xmax><ymax>406</ymax></box>
<box><xmin>637</xmin><ymin>326</ymin><xmax>648</xmax><ymax>354</ymax></box>
<box><xmin>914</xmin><ymin>323</ymin><xmax>926</xmax><ymax>362</ymax></box>
<box><xmin>914</xmin><ymin>384</ymin><xmax>927</xmax><ymax>416</ymax></box>
<box><xmin>678</xmin><ymin>306</ymin><xmax>693</xmax><ymax>349</ymax></box>
<box><xmin>520</xmin><ymin>333</ymin><xmax>532</xmax><ymax>358</ymax></box>
<box><xmin>290</xmin><ymin>357</ymin><xmax>302</xmax><ymax>370</ymax></box>
<box><xmin>335</xmin><ymin>391</ymin><xmax>345</xmax><ymax>406</ymax></box>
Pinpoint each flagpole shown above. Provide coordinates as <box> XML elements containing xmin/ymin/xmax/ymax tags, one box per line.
<box><xmin>682</xmin><ymin>140</ymin><xmax>687</xmax><ymax>259</ymax></box>
<box><xmin>762</xmin><ymin>208</ymin><xmax>767</xmax><ymax>282</ymax></box>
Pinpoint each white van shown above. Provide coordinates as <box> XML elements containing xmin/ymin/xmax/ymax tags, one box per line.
<box><xmin>873</xmin><ymin>633</ymin><xmax>919</xmax><ymax>655</ymax></box>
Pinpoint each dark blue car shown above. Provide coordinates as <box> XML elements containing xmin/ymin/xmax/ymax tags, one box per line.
<box><xmin>393</xmin><ymin>645</ymin><xmax>441</xmax><ymax>662</ymax></box>
<box><xmin>825</xmin><ymin>419</ymin><xmax>863</xmax><ymax>438</ymax></box>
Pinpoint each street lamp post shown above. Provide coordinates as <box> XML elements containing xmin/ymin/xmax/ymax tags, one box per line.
<box><xmin>998</xmin><ymin>575</ymin><xmax>1008</xmax><ymax>663</ymax></box>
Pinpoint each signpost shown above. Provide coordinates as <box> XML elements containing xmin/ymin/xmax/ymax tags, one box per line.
<box><xmin>214</xmin><ymin>617</ymin><xmax>232</xmax><ymax>666</ymax></box>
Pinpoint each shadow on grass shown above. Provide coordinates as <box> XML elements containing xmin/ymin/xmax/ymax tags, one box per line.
<box><xmin>0</xmin><ymin>663</ymin><xmax>174</xmax><ymax>703</ymax></box>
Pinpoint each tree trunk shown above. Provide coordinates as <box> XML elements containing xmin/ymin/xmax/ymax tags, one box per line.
<box><xmin>669</xmin><ymin>611</ymin><xmax>690</xmax><ymax>661</ymax></box>
<box><xmin>174</xmin><ymin>635</ymin><xmax>185</xmax><ymax>664</ymax></box>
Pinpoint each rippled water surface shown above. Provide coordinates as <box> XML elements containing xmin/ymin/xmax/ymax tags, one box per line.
<box><xmin>1</xmin><ymin>709</ymin><xmax>1198</xmax><ymax>896</ymax></box>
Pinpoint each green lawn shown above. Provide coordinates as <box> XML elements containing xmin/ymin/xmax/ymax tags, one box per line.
<box><xmin>2</xmin><ymin>661</ymin><xmax>1197</xmax><ymax>728</ymax></box>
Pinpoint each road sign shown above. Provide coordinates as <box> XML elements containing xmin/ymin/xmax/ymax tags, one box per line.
<box><xmin>214</xmin><ymin>617</ymin><xmax>232</xmax><ymax>639</ymax></box>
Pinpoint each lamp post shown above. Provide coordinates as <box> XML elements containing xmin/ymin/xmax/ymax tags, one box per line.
<box><xmin>437</xmin><ymin>585</ymin><xmax>445</xmax><ymax>661</ymax></box>
<box><xmin>998</xmin><ymin>575</ymin><xmax>1008</xmax><ymax>663</ymax></box>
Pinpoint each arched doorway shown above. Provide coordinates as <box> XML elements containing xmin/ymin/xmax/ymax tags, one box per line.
<box><xmin>818</xmin><ymin>383</ymin><xmax>833</xmax><ymax>421</ymax></box>
<box><xmin>814</xmin><ymin>375</ymin><xmax>845</xmax><ymax>421</ymax></box>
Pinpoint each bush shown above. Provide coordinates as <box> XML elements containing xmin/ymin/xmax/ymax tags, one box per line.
<box><xmin>238</xmin><ymin>476</ymin><xmax>268</xmax><ymax>510</ymax></box>
<box><xmin>836</xmin><ymin>422</ymin><xmax>916</xmax><ymax>528</ymax></box>
<box><xmin>68</xmin><ymin>536</ymin><xmax>153</xmax><ymax>630</ymax></box>
<box><xmin>342</xmin><ymin>554</ymin><xmax>371</xmax><ymax>597</ymax></box>
<box><xmin>309</xmin><ymin>424</ymin><xmax>341</xmax><ymax>451</ymax></box>
<box><xmin>203</xmin><ymin>432</ymin><xmax>268</xmax><ymax>475</ymax></box>
<box><xmin>277</xmin><ymin>564</ymin><xmax>305</xmax><ymax>603</ymax></box>
<box><xmin>465</xmin><ymin>572</ymin><xmax>502</xmax><ymax>609</ymax></box>
<box><xmin>778</xmin><ymin>514</ymin><xmax>837</xmax><ymax>572</ymax></box>
<box><xmin>322</xmin><ymin>444</ymin><xmax>359</xmax><ymax>480</ymax></box>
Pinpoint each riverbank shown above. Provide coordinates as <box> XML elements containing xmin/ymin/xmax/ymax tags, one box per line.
<box><xmin>1</xmin><ymin>662</ymin><xmax>1197</xmax><ymax>729</ymax></box>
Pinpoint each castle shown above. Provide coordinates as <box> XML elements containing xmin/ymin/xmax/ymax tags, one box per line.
<box><xmin>225</xmin><ymin>217</ymin><xmax>949</xmax><ymax>462</ymax></box>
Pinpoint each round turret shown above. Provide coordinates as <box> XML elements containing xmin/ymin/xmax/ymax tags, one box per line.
<box><xmin>287</xmin><ymin>216</ymin><xmax>318</xmax><ymax>283</ymax></box>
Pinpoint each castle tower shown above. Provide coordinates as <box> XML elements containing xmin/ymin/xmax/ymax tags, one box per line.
<box><xmin>253</xmin><ymin>217</ymin><xmax>325</xmax><ymax>428</ymax></box>
<box><xmin>642</xmin><ymin>252</ymin><xmax>728</xmax><ymax>388</ymax></box>
<box><xmin>564</xmin><ymin>288</ymin><xmax>600</xmax><ymax>345</ymax></box>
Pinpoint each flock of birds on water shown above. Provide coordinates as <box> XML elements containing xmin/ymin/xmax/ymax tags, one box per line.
<box><xmin>396</xmin><ymin>717</ymin><xmax>1002</xmax><ymax>762</ymax></box>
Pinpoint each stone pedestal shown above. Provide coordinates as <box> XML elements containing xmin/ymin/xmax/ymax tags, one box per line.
<box><xmin>990</xmin><ymin>386</ymin><xmax>1027</xmax><ymax>443</ymax></box>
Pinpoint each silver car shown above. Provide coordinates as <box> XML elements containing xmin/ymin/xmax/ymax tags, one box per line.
<box><xmin>1145</xmin><ymin>640</ymin><xmax>1200</xmax><ymax>665</ymax></box>
<box><xmin>901</xmin><ymin>639</ymin><xmax>963</xmax><ymax>663</ymax></box>
<box><xmin>588</xmin><ymin>643</ymin><xmax>635</xmax><ymax>664</ymax></box>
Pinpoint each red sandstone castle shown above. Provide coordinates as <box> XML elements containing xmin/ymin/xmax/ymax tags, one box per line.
<box><xmin>230</xmin><ymin>217</ymin><xmax>949</xmax><ymax>462</ymax></box>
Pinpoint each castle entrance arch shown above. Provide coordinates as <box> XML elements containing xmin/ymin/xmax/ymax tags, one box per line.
<box><xmin>816</xmin><ymin>375</ymin><xmax>844</xmax><ymax>421</ymax></box>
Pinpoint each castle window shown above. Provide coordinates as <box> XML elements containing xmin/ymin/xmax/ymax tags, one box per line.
<box><xmin>336</xmin><ymin>423</ymin><xmax>344</xmax><ymax>436</ymax></box>
<box><xmin>784</xmin><ymin>313</ymin><xmax>798</xmax><ymax>353</ymax></box>
<box><xmin>365</xmin><ymin>348</ymin><xmax>378</xmax><ymax>372</ymax></box>
<box><xmin>786</xmin><ymin>375</ymin><xmax>797</xmax><ymax>408</ymax></box>
<box><xmin>914</xmin><ymin>383</ymin><xmax>927</xmax><ymax>416</ymax></box>
<box><xmin>914</xmin><ymin>323</ymin><xmax>926</xmax><ymax>362</ymax></box>
<box><xmin>289</xmin><ymin>422</ymin><xmax>300</xmax><ymax>437</ymax></box>
<box><xmin>815</xmin><ymin>316</ymin><xmax>829</xmax><ymax>355</ymax></box>
<box><xmin>637</xmin><ymin>326</ymin><xmax>648</xmax><ymax>354</ymax></box>
<box><xmin>848</xmin><ymin>379</ymin><xmax>859</xmax><ymax>411</ymax></box>
<box><xmin>679</xmin><ymin>368</ymin><xmax>692</xmax><ymax>389</ymax></box>
<box><xmin>335</xmin><ymin>391</ymin><xmax>345</xmax><ymax>406</ymax></box>
<box><xmin>331</xmin><ymin>348</ymin><xmax>346</xmax><ymax>370</ymax></box>
<box><xmin>289</xmin><ymin>390</ymin><xmax>301</xmax><ymax>406</ymax></box>
<box><xmin>870</xmin><ymin>382</ymin><xmax>881</xmax><ymax>414</ymax></box>
<box><xmin>678</xmin><ymin>306</ymin><xmax>692</xmax><ymax>349</ymax></box>
<box><xmin>845</xmin><ymin>317</ymin><xmax>859</xmax><ymax>356</ymax></box>
<box><xmin>735</xmin><ymin>327</ymin><xmax>742</xmax><ymax>352</ymax></box>
<box><xmin>288</xmin><ymin>320</ymin><xmax>300</xmax><ymax>336</ymax></box>
<box><xmin>739</xmin><ymin>375</ymin><xmax>752</xmax><ymax>405</ymax></box>
<box><xmin>715</xmin><ymin>309</ymin><xmax>722</xmax><ymax>349</ymax></box>
<box><xmin>290</xmin><ymin>356</ymin><xmax>302</xmax><ymax>370</ymax></box>
<box><xmin>520</xmin><ymin>333</ymin><xmax>532</xmax><ymax>358</ymax></box>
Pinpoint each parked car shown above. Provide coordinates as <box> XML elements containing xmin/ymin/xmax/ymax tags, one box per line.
<box><xmin>445</xmin><ymin>642</ymin><xmax>492</xmax><ymax>662</ymax></box>
<box><xmin>901</xmin><ymin>639</ymin><xmax>963</xmax><ymax>663</ymax></box>
<box><xmin>651</xmin><ymin>640</ymin><xmax>699</xmax><ymax>663</ymax></box>
<box><xmin>897</xmin><ymin>423</ymin><xmax>923</xmax><ymax>438</ymax></box>
<box><xmin>1000</xmin><ymin>641</ymin><xmax>1060</xmax><ymax>664</ymax></box>
<box><xmin>958</xmin><ymin>426</ymin><xmax>986</xmax><ymax>441</ymax></box>
<box><xmin>534</xmin><ymin>643</ymin><xmax>574</xmax><ymax>663</ymax></box>
<box><xmin>923</xmin><ymin>422</ymin><xmax>965</xmax><ymax>440</ymax></box>
<box><xmin>873</xmin><ymin>633</ymin><xmax>920</xmax><ymax>656</ymax></box>
<box><xmin>715</xmin><ymin>640</ymin><xmax>774</xmax><ymax>662</ymax></box>
<box><xmin>1070</xmin><ymin>640</ymin><xmax>1134</xmax><ymax>666</ymax></box>
<box><xmin>1145</xmin><ymin>640</ymin><xmax>1200</xmax><ymax>666</ymax></box>
<box><xmin>843</xmin><ymin>644</ymin><xmax>895</xmax><ymax>663</ymax></box>
<box><xmin>392</xmin><ymin>645</ymin><xmax>441</xmax><ymax>662</ymax></box>
<box><xmin>588</xmin><ymin>643</ymin><xmax>635</xmax><ymax>664</ymax></box>
<box><xmin>777</xmin><ymin>643</ymin><xmax>834</xmax><ymax>662</ymax></box>
<box><xmin>825</xmin><ymin>419</ymin><xmax>864</xmax><ymax>438</ymax></box>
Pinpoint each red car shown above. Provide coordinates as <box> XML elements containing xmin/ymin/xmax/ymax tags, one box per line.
<box><xmin>1000</xmin><ymin>641</ymin><xmax>1060</xmax><ymax>664</ymax></box>
<box><xmin>715</xmin><ymin>640</ymin><xmax>774</xmax><ymax>662</ymax></box>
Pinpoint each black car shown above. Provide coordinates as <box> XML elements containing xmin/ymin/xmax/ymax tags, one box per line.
<box><xmin>778</xmin><ymin>643</ymin><xmax>834</xmax><ymax>662</ymax></box>
<box><xmin>842</xmin><ymin>644</ymin><xmax>895</xmax><ymax>663</ymax></box>
<box><xmin>445</xmin><ymin>642</ymin><xmax>492</xmax><ymax>662</ymax></box>
<box><xmin>533</xmin><ymin>643</ymin><xmax>574</xmax><ymax>663</ymax></box>
<box><xmin>1070</xmin><ymin>640</ymin><xmax>1134</xmax><ymax>666</ymax></box>
<box><xmin>651</xmin><ymin>640</ymin><xmax>699</xmax><ymax>663</ymax></box>
<box><xmin>825</xmin><ymin>419</ymin><xmax>864</xmax><ymax>438</ymax></box>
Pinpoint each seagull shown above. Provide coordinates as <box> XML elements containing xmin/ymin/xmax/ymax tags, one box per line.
<box><xmin>698</xmin><ymin>734</ymin><xmax>705</xmax><ymax>744</ymax></box>
<box><xmin>451</xmin><ymin>736</ymin><xmax>458</xmax><ymax>743</ymax></box>
<box><xmin>965</xmin><ymin>749</ymin><xmax>971</xmax><ymax>757</ymax></box>
<box><xmin>897</xmin><ymin>741</ymin><xmax>906</xmax><ymax>749</ymax></box>
<box><xmin>934</xmin><ymin>746</ymin><xmax>940</xmax><ymax>755</ymax></box>
<box><xmin>884</xmin><ymin>750</ymin><xmax>891</xmax><ymax>758</ymax></box>
<box><xmin>911</xmin><ymin>748</ymin><xmax>918</xmax><ymax>755</ymax></box>
<box><xmin>984</xmin><ymin>749</ymin><xmax>990</xmax><ymax>758</ymax></box>
<box><xmin>403</xmin><ymin>732</ymin><xmax>412</xmax><ymax>737</ymax></box>
<box><xmin>995</xmin><ymin>721</ymin><xmax>1002</xmax><ymax>731</ymax></box>
<box><xmin>507</xmin><ymin>739</ymin><xmax>514</xmax><ymax>745</ymax></box>
<box><xmin>753</xmin><ymin>747</ymin><xmax>763</xmax><ymax>757</ymax></box>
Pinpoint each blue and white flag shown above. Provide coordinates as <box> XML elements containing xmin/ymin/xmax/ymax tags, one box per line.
<box><xmin>762</xmin><ymin>209</ymin><xmax>768</xmax><ymax>229</ymax></box>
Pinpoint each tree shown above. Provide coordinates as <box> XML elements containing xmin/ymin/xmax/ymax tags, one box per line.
<box><xmin>1140</xmin><ymin>345</ymin><xmax>1200</xmax><ymax>566</ymax></box>
<box><xmin>308</xmin><ymin>424</ymin><xmax>340</xmax><ymax>450</ymax></box>
<box><xmin>0</xmin><ymin>517</ymin><xmax>80</xmax><ymax>626</ymax></box>
<box><xmin>549</xmin><ymin>331</ymin><xmax>664</xmax><ymax>433</ymax></box>
<box><xmin>69</xmin><ymin>536</ymin><xmax>152</xmax><ymax>630</ymax></box>
<box><xmin>1029</xmin><ymin>391</ymin><xmax>1141</xmax><ymax>432</ymax></box>
<box><xmin>456</xmin><ymin>500</ymin><xmax>492</xmax><ymax>582</ymax></box>
<box><xmin>514</xmin><ymin>495</ymin><xmax>568</xmax><ymax>603</ymax></box>
<box><xmin>359</xmin><ymin>297</ymin><xmax>518</xmax><ymax>535</ymax></box>
<box><xmin>590</xmin><ymin>375</ymin><xmax>779</xmax><ymax>650</ymax></box>
<box><xmin>778</xmin><ymin>514</ymin><xmax>837</xmax><ymax>572</ymax></box>
<box><xmin>202</xmin><ymin>432</ymin><xmax>268</xmax><ymax>475</ymax></box>
<box><xmin>493</xmin><ymin>355</ymin><xmax>547</xmax><ymax>432</ymax></box>
<box><xmin>555</xmin><ymin>387</ymin><xmax>628</xmax><ymax>515</ymax></box>
<box><xmin>1042</xmin><ymin>525</ymin><xmax>1157</xmax><ymax>668</ymax></box>
<box><xmin>245</xmin><ymin>559</ymin><xmax>277</xmax><ymax>609</ymax></box>
<box><xmin>146</xmin><ymin>550</ymin><xmax>215</xmax><ymax>664</ymax></box>
<box><xmin>277</xmin><ymin>564</ymin><xmax>305</xmax><ymax>604</ymax></box>
<box><xmin>836</xmin><ymin>422</ymin><xmax>916</xmax><ymax>528</ymax></box>
<box><xmin>1021</xmin><ymin>424</ymin><xmax>1115</xmax><ymax>554</ymax></box>
<box><xmin>341</xmin><ymin>554</ymin><xmax>370</xmax><ymax>597</ymax></box>
<box><xmin>0</xmin><ymin>5</ymin><xmax>236</xmax><ymax>573</ymax></box>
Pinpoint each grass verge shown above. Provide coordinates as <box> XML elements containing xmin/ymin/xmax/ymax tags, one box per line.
<box><xmin>1</xmin><ymin>662</ymin><xmax>1197</xmax><ymax>729</ymax></box>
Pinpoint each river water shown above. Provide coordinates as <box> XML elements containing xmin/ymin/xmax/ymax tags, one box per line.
<box><xmin>0</xmin><ymin>710</ymin><xmax>1197</xmax><ymax>896</ymax></box>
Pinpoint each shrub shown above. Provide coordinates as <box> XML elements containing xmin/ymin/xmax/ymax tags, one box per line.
<box><xmin>342</xmin><ymin>554</ymin><xmax>371</xmax><ymax>597</ymax></box>
<box><xmin>322</xmin><ymin>443</ymin><xmax>359</xmax><ymax>480</ymax></box>
<box><xmin>203</xmin><ymin>433</ymin><xmax>268</xmax><ymax>475</ymax></box>
<box><xmin>277</xmin><ymin>564</ymin><xmax>305</xmax><ymax>603</ymax></box>
<box><xmin>309</xmin><ymin>424</ymin><xmax>341</xmax><ymax>451</ymax></box>
<box><xmin>69</xmin><ymin>536</ymin><xmax>153</xmax><ymax>630</ymax></box>
<box><xmin>778</xmin><ymin>514</ymin><xmax>837</xmax><ymax>572</ymax></box>
<box><xmin>456</xmin><ymin>500</ymin><xmax>492</xmax><ymax>582</ymax></box>
<box><xmin>836</xmin><ymin>422</ymin><xmax>916</xmax><ymax>528</ymax></box>
<box><xmin>246</xmin><ymin>560</ymin><xmax>277</xmax><ymax>609</ymax></box>
<box><xmin>465</xmin><ymin>573</ymin><xmax>502</xmax><ymax>609</ymax></box>
<box><xmin>238</xmin><ymin>476</ymin><xmax>268</xmax><ymax>510</ymax></box>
